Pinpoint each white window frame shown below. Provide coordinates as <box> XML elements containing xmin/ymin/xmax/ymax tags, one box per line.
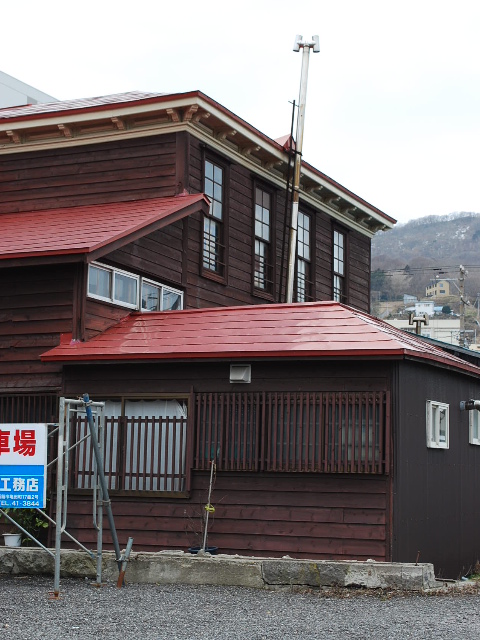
<box><xmin>426</xmin><ymin>400</ymin><xmax>449</xmax><ymax>449</ymax></box>
<box><xmin>87</xmin><ymin>261</ymin><xmax>183</xmax><ymax>312</ymax></box>
<box><xmin>469</xmin><ymin>410</ymin><xmax>480</xmax><ymax>445</ymax></box>
<box><xmin>141</xmin><ymin>277</ymin><xmax>183</xmax><ymax>312</ymax></box>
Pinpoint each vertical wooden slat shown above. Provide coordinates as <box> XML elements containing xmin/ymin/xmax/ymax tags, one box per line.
<box><xmin>185</xmin><ymin>389</ymin><xmax>195</xmax><ymax>492</ymax></box>
<box><xmin>330</xmin><ymin>394</ymin><xmax>336</xmax><ymax>473</ymax></box>
<box><xmin>384</xmin><ymin>390</ymin><xmax>391</xmax><ymax>475</ymax></box>
<box><xmin>162</xmin><ymin>416</ymin><xmax>169</xmax><ymax>491</ymax></box>
<box><xmin>365</xmin><ymin>393</ymin><xmax>371</xmax><ymax>473</ymax></box>
<box><xmin>343</xmin><ymin>394</ymin><xmax>349</xmax><ymax>474</ymax></box>
<box><xmin>242</xmin><ymin>393</ymin><xmax>248</xmax><ymax>470</ymax></box>
<box><xmin>285</xmin><ymin>393</ymin><xmax>291</xmax><ymax>471</ymax></box>
<box><xmin>207</xmin><ymin>393</ymin><xmax>214</xmax><ymax>467</ymax></box>
<box><xmin>218</xmin><ymin>393</ymin><xmax>225</xmax><ymax>469</ymax></box>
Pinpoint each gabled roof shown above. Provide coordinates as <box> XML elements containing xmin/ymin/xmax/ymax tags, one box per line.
<box><xmin>0</xmin><ymin>193</ymin><xmax>208</xmax><ymax>265</ymax></box>
<box><xmin>41</xmin><ymin>301</ymin><xmax>480</xmax><ymax>377</ymax></box>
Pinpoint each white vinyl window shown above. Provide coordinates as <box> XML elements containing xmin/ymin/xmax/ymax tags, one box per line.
<box><xmin>426</xmin><ymin>400</ymin><xmax>449</xmax><ymax>449</ymax></box>
<box><xmin>469</xmin><ymin>410</ymin><xmax>480</xmax><ymax>445</ymax></box>
<box><xmin>88</xmin><ymin>262</ymin><xmax>183</xmax><ymax>312</ymax></box>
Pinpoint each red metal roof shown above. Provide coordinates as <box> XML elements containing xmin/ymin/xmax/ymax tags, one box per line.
<box><xmin>0</xmin><ymin>194</ymin><xmax>208</xmax><ymax>261</ymax></box>
<box><xmin>0</xmin><ymin>91</ymin><xmax>164</xmax><ymax>120</ymax></box>
<box><xmin>41</xmin><ymin>301</ymin><xmax>480</xmax><ymax>376</ymax></box>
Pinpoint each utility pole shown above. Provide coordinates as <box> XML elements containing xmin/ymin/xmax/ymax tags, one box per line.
<box><xmin>459</xmin><ymin>265</ymin><xmax>468</xmax><ymax>348</ymax></box>
<box><xmin>286</xmin><ymin>34</ymin><xmax>319</xmax><ymax>304</ymax></box>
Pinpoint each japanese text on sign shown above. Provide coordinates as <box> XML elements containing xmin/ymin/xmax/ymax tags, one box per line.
<box><xmin>0</xmin><ymin>424</ymin><xmax>47</xmax><ymax>509</ymax></box>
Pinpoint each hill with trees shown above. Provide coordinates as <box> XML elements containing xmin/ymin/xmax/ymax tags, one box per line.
<box><xmin>371</xmin><ymin>212</ymin><xmax>480</xmax><ymax>304</ymax></box>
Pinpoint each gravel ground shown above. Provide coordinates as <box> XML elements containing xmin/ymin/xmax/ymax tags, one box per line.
<box><xmin>0</xmin><ymin>576</ymin><xmax>480</xmax><ymax>639</ymax></box>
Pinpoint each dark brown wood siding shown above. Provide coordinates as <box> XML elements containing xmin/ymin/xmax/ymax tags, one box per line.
<box><xmin>187</xmin><ymin>135</ymin><xmax>371</xmax><ymax>311</ymax></box>
<box><xmin>393</xmin><ymin>361</ymin><xmax>480</xmax><ymax>578</ymax></box>
<box><xmin>0</xmin><ymin>264</ymin><xmax>76</xmax><ymax>392</ymax></box>
<box><xmin>0</xmin><ymin>134</ymin><xmax>178</xmax><ymax>214</ymax></box>
<box><xmin>61</xmin><ymin>472</ymin><xmax>388</xmax><ymax>560</ymax></box>
<box><xmin>57</xmin><ymin>359</ymin><xmax>391</xmax><ymax>560</ymax></box>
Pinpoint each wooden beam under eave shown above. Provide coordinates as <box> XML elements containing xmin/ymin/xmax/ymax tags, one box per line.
<box><xmin>167</xmin><ymin>108</ymin><xmax>181</xmax><ymax>123</ymax></box>
<box><xmin>241</xmin><ymin>145</ymin><xmax>261</xmax><ymax>157</ymax></box>
<box><xmin>111</xmin><ymin>116</ymin><xmax>126</xmax><ymax>130</ymax></box>
<box><xmin>6</xmin><ymin>130</ymin><xmax>21</xmax><ymax>144</ymax></box>
<box><xmin>58</xmin><ymin>124</ymin><xmax>72</xmax><ymax>138</ymax></box>
<box><xmin>216</xmin><ymin>129</ymin><xmax>237</xmax><ymax>142</ymax></box>
<box><xmin>183</xmin><ymin>104</ymin><xmax>199</xmax><ymax>122</ymax></box>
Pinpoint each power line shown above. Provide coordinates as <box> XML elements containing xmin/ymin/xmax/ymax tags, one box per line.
<box><xmin>373</xmin><ymin>265</ymin><xmax>480</xmax><ymax>275</ymax></box>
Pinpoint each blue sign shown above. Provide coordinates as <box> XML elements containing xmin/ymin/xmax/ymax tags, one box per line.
<box><xmin>0</xmin><ymin>424</ymin><xmax>47</xmax><ymax>509</ymax></box>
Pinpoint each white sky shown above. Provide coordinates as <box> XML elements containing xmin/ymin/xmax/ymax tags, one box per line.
<box><xmin>2</xmin><ymin>0</ymin><xmax>480</xmax><ymax>224</ymax></box>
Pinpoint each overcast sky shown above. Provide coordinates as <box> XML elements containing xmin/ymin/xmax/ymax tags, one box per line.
<box><xmin>2</xmin><ymin>0</ymin><xmax>480</xmax><ymax>224</ymax></box>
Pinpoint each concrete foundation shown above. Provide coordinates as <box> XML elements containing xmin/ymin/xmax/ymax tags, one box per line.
<box><xmin>0</xmin><ymin>548</ymin><xmax>437</xmax><ymax>591</ymax></box>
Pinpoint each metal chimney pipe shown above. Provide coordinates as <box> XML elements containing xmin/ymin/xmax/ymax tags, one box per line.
<box><xmin>286</xmin><ymin>35</ymin><xmax>319</xmax><ymax>304</ymax></box>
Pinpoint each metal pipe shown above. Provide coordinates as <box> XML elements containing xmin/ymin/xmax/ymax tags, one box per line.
<box><xmin>201</xmin><ymin>461</ymin><xmax>216</xmax><ymax>552</ymax></box>
<box><xmin>116</xmin><ymin>537</ymin><xmax>134</xmax><ymax>588</ymax></box>
<box><xmin>53</xmin><ymin>397</ymin><xmax>66</xmax><ymax>596</ymax></box>
<box><xmin>286</xmin><ymin>36</ymin><xmax>319</xmax><ymax>303</ymax></box>
<box><xmin>0</xmin><ymin>509</ymin><xmax>54</xmax><ymax>557</ymax></box>
<box><xmin>82</xmin><ymin>394</ymin><xmax>122</xmax><ymax>569</ymax></box>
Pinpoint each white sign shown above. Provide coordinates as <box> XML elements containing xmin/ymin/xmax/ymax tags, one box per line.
<box><xmin>0</xmin><ymin>424</ymin><xmax>47</xmax><ymax>508</ymax></box>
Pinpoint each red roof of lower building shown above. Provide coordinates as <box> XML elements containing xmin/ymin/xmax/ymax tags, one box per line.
<box><xmin>41</xmin><ymin>301</ymin><xmax>480</xmax><ymax>376</ymax></box>
<box><xmin>0</xmin><ymin>193</ymin><xmax>208</xmax><ymax>262</ymax></box>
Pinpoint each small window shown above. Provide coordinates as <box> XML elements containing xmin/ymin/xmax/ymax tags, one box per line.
<box><xmin>296</xmin><ymin>211</ymin><xmax>311</xmax><ymax>302</ymax></box>
<box><xmin>203</xmin><ymin>159</ymin><xmax>225</xmax><ymax>275</ymax></box>
<box><xmin>254</xmin><ymin>187</ymin><xmax>272</xmax><ymax>292</ymax></box>
<box><xmin>113</xmin><ymin>271</ymin><xmax>138</xmax><ymax>308</ymax></box>
<box><xmin>426</xmin><ymin>400</ymin><xmax>449</xmax><ymax>449</ymax></box>
<box><xmin>333</xmin><ymin>229</ymin><xmax>345</xmax><ymax>302</ymax></box>
<box><xmin>469</xmin><ymin>410</ymin><xmax>480</xmax><ymax>445</ymax></box>
<box><xmin>88</xmin><ymin>262</ymin><xmax>183</xmax><ymax>312</ymax></box>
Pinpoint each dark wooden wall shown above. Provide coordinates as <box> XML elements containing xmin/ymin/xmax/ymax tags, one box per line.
<box><xmin>187</xmin><ymin>136</ymin><xmax>371</xmax><ymax>311</ymax></box>
<box><xmin>61</xmin><ymin>471</ymin><xmax>388</xmax><ymax>561</ymax></box>
<box><xmin>62</xmin><ymin>359</ymin><xmax>392</xmax><ymax>397</ymax></box>
<box><xmin>0</xmin><ymin>264</ymin><xmax>76</xmax><ymax>392</ymax></box>
<box><xmin>393</xmin><ymin>361</ymin><xmax>480</xmax><ymax>578</ymax></box>
<box><xmin>57</xmin><ymin>359</ymin><xmax>391</xmax><ymax>560</ymax></box>
<box><xmin>0</xmin><ymin>134</ymin><xmax>178</xmax><ymax>214</ymax></box>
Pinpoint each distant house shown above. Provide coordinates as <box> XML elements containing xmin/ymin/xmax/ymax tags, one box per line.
<box><xmin>414</xmin><ymin>300</ymin><xmax>435</xmax><ymax>316</ymax></box>
<box><xmin>426</xmin><ymin>280</ymin><xmax>451</xmax><ymax>298</ymax></box>
<box><xmin>403</xmin><ymin>294</ymin><xmax>417</xmax><ymax>305</ymax></box>
<box><xmin>386</xmin><ymin>317</ymin><xmax>461</xmax><ymax>345</ymax></box>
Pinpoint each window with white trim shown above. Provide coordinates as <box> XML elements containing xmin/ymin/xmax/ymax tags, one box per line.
<box><xmin>203</xmin><ymin>159</ymin><xmax>225</xmax><ymax>275</ymax></box>
<box><xmin>254</xmin><ymin>187</ymin><xmax>272</xmax><ymax>292</ymax></box>
<box><xmin>87</xmin><ymin>262</ymin><xmax>183</xmax><ymax>312</ymax></box>
<box><xmin>469</xmin><ymin>410</ymin><xmax>480</xmax><ymax>445</ymax></box>
<box><xmin>426</xmin><ymin>400</ymin><xmax>449</xmax><ymax>448</ymax></box>
<box><xmin>333</xmin><ymin>229</ymin><xmax>345</xmax><ymax>302</ymax></box>
<box><xmin>296</xmin><ymin>211</ymin><xmax>311</xmax><ymax>302</ymax></box>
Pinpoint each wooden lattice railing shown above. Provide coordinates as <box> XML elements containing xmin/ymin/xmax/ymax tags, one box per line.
<box><xmin>194</xmin><ymin>391</ymin><xmax>390</xmax><ymax>474</ymax></box>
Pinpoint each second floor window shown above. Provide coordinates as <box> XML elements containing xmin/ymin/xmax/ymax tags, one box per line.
<box><xmin>88</xmin><ymin>262</ymin><xmax>183</xmax><ymax>312</ymax></box>
<box><xmin>296</xmin><ymin>211</ymin><xmax>311</xmax><ymax>302</ymax></box>
<box><xmin>254</xmin><ymin>187</ymin><xmax>272</xmax><ymax>292</ymax></box>
<box><xmin>203</xmin><ymin>159</ymin><xmax>225</xmax><ymax>276</ymax></box>
<box><xmin>333</xmin><ymin>230</ymin><xmax>345</xmax><ymax>302</ymax></box>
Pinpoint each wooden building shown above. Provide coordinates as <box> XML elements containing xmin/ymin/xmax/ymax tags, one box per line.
<box><xmin>40</xmin><ymin>301</ymin><xmax>480</xmax><ymax>579</ymax></box>
<box><xmin>0</xmin><ymin>91</ymin><xmax>394</xmax><ymax>405</ymax></box>
<box><xmin>4</xmin><ymin>90</ymin><xmax>480</xmax><ymax>578</ymax></box>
